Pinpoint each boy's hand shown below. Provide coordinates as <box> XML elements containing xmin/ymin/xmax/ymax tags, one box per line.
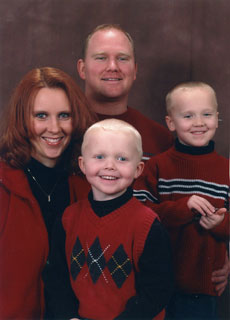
<box><xmin>212</xmin><ymin>254</ymin><xmax>230</xmax><ymax>296</ymax></box>
<box><xmin>187</xmin><ymin>195</ymin><xmax>216</xmax><ymax>216</ymax></box>
<box><xmin>199</xmin><ymin>210</ymin><xmax>225</xmax><ymax>229</ymax></box>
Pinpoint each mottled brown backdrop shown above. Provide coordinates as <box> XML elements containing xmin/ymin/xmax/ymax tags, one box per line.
<box><xmin>0</xmin><ymin>0</ymin><xmax>229</xmax><ymax>317</ymax></box>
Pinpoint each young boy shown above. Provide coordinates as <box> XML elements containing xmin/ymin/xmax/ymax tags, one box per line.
<box><xmin>46</xmin><ymin>119</ymin><xmax>173</xmax><ymax>320</ymax></box>
<box><xmin>134</xmin><ymin>82</ymin><xmax>229</xmax><ymax>319</ymax></box>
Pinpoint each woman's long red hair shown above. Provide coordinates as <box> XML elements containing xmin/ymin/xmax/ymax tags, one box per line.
<box><xmin>0</xmin><ymin>67</ymin><xmax>97</xmax><ymax>172</ymax></box>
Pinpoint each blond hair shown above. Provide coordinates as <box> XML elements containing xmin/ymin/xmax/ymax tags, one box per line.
<box><xmin>81</xmin><ymin>119</ymin><xmax>143</xmax><ymax>160</ymax></box>
<box><xmin>166</xmin><ymin>82</ymin><xmax>218</xmax><ymax>114</ymax></box>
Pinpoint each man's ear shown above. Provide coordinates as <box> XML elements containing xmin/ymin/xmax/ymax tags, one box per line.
<box><xmin>77</xmin><ymin>59</ymin><xmax>86</xmax><ymax>80</ymax></box>
<box><xmin>78</xmin><ymin>156</ymin><xmax>86</xmax><ymax>174</ymax></box>
<box><xmin>133</xmin><ymin>62</ymin><xmax>138</xmax><ymax>81</ymax></box>
<box><xmin>165</xmin><ymin>115</ymin><xmax>176</xmax><ymax>132</ymax></box>
<box><xmin>134</xmin><ymin>161</ymin><xmax>145</xmax><ymax>179</ymax></box>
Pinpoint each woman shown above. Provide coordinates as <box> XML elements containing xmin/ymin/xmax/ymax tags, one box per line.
<box><xmin>0</xmin><ymin>67</ymin><xmax>95</xmax><ymax>319</ymax></box>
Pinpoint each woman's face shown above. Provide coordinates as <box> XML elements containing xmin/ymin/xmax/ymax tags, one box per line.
<box><xmin>30</xmin><ymin>87</ymin><xmax>73</xmax><ymax>167</ymax></box>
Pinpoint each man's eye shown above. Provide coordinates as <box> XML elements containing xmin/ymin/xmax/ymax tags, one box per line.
<box><xmin>118</xmin><ymin>56</ymin><xmax>129</xmax><ymax>61</ymax></box>
<box><xmin>117</xmin><ymin>156</ymin><xmax>126</xmax><ymax>161</ymax></box>
<box><xmin>95</xmin><ymin>56</ymin><xmax>106</xmax><ymax>60</ymax></box>
<box><xmin>59</xmin><ymin>112</ymin><xmax>71</xmax><ymax>119</ymax></box>
<box><xmin>95</xmin><ymin>155</ymin><xmax>104</xmax><ymax>159</ymax></box>
<box><xmin>35</xmin><ymin>113</ymin><xmax>47</xmax><ymax>119</ymax></box>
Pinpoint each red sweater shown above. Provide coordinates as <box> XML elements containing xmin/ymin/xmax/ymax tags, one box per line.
<box><xmin>0</xmin><ymin>161</ymin><xmax>82</xmax><ymax>319</ymax></box>
<box><xmin>134</xmin><ymin>141</ymin><xmax>229</xmax><ymax>296</ymax></box>
<box><xmin>97</xmin><ymin>106</ymin><xmax>173</xmax><ymax>161</ymax></box>
<box><xmin>72</xmin><ymin>107</ymin><xmax>174</xmax><ymax>201</ymax></box>
<box><xmin>63</xmin><ymin>196</ymin><xmax>160</xmax><ymax>320</ymax></box>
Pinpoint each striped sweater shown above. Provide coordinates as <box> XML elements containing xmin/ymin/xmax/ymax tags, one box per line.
<box><xmin>134</xmin><ymin>139</ymin><xmax>229</xmax><ymax>296</ymax></box>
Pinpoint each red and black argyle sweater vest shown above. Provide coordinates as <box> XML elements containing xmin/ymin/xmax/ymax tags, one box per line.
<box><xmin>63</xmin><ymin>197</ymin><xmax>158</xmax><ymax>320</ymax></box>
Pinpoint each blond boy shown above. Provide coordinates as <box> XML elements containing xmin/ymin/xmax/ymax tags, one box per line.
<box><xmin>134</xmin><ymin>82</ymin><xmax>229</xmax><ymax>319</ymax></box>
<box><xmin>46</xmin><ymin>119</ymin><xmax>173</xmax><ymax>319</ymax></box>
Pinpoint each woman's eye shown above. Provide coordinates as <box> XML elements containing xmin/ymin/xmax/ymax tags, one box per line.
<box><xmin>59</xmin><ymin>112</ymin><xmax>71</xmax><ymax>119</ymax></box>
<box><xmin>35</xmin><ymin>113</ymin><xmax>47</xmax><ymax>119</ymax></box>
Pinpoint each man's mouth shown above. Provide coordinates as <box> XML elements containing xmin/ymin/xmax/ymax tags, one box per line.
<box><xmin>101</xmin><ymin>78</ymin><xmax>122</xmax><ymax>81</ymax></box>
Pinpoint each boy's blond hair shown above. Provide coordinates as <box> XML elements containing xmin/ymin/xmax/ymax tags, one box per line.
<box><xmin>166</xmin><ymin>82</ymin><xmax>218</xmax><ymax>114</ymax></box>
<box><xmin>81</xmin><ymin>119</ymin><xmax>143</xmax><ymax>160</ymax></box>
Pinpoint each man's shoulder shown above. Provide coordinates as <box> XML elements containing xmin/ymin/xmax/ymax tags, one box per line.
<box><xmin>126</xmin><ymin>107</ymin><xmax>172</xmax><ymax>135</ymax></box>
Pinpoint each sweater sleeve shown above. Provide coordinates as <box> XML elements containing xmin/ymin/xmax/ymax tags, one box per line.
<box><xmin>133</xmin><ymin>160</ymin><xmax>195</xmax><ymax>227</ymax></box>
<box><xmin>43</xmin><ymin>218</ymin><xmax>80</xmax><ymax>319</ymax></box>
<box><xmin>0</xmin><ymin>185</ymin><xmax>9</xmax><ymax>234</ymax></box>
<box><xmin>115</xmin><ymin>220</ymin><xmax>174</xmax><ymax>319</ymax></box>
<box><xmin>210</xmin><ymin>212</ymin><xmax>230</xmax><ymax>239</ymax></box>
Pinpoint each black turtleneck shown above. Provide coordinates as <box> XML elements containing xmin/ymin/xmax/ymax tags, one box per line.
<box><xmin>175</xmin><ymin>138</ymin><xmax>214</xmax><ymax>155</ymax></box>
<box><xmin>24</xmin><ymin>157</ymin><xmax>70</xmax><ymax>247</ymax></box>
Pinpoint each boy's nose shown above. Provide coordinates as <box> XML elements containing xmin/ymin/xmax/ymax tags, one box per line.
<box><xmin>194</xmin><ymin>116</ymin><xmax>204</xmax><ymax>126</ymax></box>
<box><xmin>105</xmin><ymin>158</ymin><xmax>116</xmax><ymax>169</ymax></box>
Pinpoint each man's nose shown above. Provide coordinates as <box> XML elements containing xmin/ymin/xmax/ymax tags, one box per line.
<box><xmin>107</xmin><ymin>58</ymin><xmax>119</xmax><ymax>71</ymax></box>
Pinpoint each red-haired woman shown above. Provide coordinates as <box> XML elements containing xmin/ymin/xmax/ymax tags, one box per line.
<box><xmin>0</xmin><ymin>67</ymin><xmax>94</xmax><ymax>319</ymax></box>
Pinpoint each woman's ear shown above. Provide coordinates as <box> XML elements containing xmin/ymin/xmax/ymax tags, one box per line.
<box><xmin>165</xmin><ymin>115</ymin><xmax>176</xmax><ymax>132</ymax></box>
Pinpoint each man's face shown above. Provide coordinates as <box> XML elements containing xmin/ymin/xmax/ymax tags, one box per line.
<box><xmin>77</xmin><ymin>28</ymin><xmax>137</xmax><ymax>102</ymax></box>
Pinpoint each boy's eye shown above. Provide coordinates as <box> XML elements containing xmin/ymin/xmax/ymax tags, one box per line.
<box><xmin>59</xmin><ymin>112</ymin><xmax>71</xmax><ymax>120</ymax></box>
<box><xmin>95</xmin><ymin>155</ymin><xmax>104</xmax><ymax>159</ymax></box>
<box><xmin>35</xmin><ymin>113</ymin><xmax>47</xmax><ymax>119</ymax></box>
<box><xmin>183</xmin><ymin>114</ymin><xmax>192</xmax><ymax>119</ymax></box>
<box><xmin>117</xmin><ymin>156</ymin><xmax>127</xmax><ymax>161</ymax></box>
<box><xmin>203</xmin><ymin>113</ymin><xmax>213</xmax><ymax>117</ymax></box>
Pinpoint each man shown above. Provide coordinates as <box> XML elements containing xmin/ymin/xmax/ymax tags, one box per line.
<box><xmin>77</xmin><ymin>23</ymin><xmax>229</xmax><ymax>298</ymax></box>
<box><xmin>77</xmin><ymin>24</ymin><xmax>173</xmax><ymax>161</ymax></box>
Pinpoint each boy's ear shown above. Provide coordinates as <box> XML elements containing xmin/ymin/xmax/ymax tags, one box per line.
<box><xmin>216</xmin><ymin>111</ymin><xmax>219</xmax><ymax>128</ymax></box>
<box><xmin>77</xmin><ymin>59</ymin><xmax>86</xmax><ymax>80</ymax></box>
<box><xmin>134</xmin><ymin>161</ymin><xmax>145</xmax><ymax>179</ymax></box>
<box><xmin>165</xmin><ymin>115</ymin><xmax>176</xmax><ymax>132</ymax></box>
<box><xmin>78</xmin><ymin>156</ymin><xmax>86</xmax><ymax>174</ymax></box>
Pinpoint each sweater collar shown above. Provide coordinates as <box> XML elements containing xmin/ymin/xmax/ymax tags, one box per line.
<box><xmin>88</xmin><ymin>187</ymin><xmax>133</xmax><ymax>217</ymax></box>
<box><xmin>175</xmin><ymin>138</ymin><xmax>214</xmax><ymax>155</ymax></box>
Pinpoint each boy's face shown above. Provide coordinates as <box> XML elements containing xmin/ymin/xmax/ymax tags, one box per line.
<box><xmin>166</xmin><ymin>87</ymin><xmax>218</xmax><ymax>147</ymax></box>
<box><xmin>79</xmin><ymin>129</ymin><xmax>144</xmax><ymax>201</ymax></box>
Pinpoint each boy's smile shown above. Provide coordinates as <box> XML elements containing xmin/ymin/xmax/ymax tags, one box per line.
<box><xmin>79</xmin><ymin>129</ymin><xmax>143</xmax><ymax>201</ymax></box>
<box><xmin>166</xmin><ymin>86</ymin><xmax>218</xmax><ymax>147</ymax></box>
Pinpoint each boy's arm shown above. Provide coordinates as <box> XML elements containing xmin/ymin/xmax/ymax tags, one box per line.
<box><xmin>115</xmin><ymin>219</ymin><xmax>174</xmax><ymax>319</ymax></box>
<box><xmin>44</xmin><ymin>218</ymin><xmax>79</xmax><ymax>319</ymax></box>
<box><xmin>133</xmin><ymin>162</ymin><xmax>195</xmax><ymax>227</ymax></box>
